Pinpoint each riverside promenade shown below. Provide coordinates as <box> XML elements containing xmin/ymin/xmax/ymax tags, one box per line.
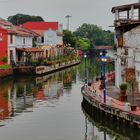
<box><xmin>81</xmin><ymin>77</ymin><xmax>140</xmax><ymax>128</ymax></box>
<box><xmin>88</xmin><ymin>80</ymin><xmax>140</xmax><ymax>116</ymax></box>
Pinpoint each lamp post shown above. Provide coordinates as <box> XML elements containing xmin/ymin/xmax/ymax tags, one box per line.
<box><xmin>101</xmin><ymin>56</ymin><xmax>107</xmax><ymax>103</ymax></box>
<box><xmin>84</xmin><ymin>53</ymin><xmax>87</xmax><ymax>84</ymax></box>
<box><xmin>99</xmin><ymin>51</ymin><xmax>103</xmax><ymax>79</ymax></box>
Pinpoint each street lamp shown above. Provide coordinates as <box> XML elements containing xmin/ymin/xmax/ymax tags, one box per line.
<box><xmin>84</xmin><ymin>53</ymin><xmax>87</xmax><ymax>84</ymax></box>
<box><xmin>101</xmin><ymin>55</ymin><xmax>107</xmax><ymax>103</ymax></box>
<box><xmin>99</xmin><ymin>51</ymin><xmax>103</xmax><ymax>79</ymax></box>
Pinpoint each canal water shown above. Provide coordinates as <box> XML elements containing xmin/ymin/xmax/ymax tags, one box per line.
<box><xmin>0</xmin><ymin>59</ymin><xmax>139</xmax><ymax>140</ymax></box>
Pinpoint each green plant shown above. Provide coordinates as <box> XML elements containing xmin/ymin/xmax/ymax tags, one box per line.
<box><xmin>31</xmin><ymin>60</ymin><xmax>39</xmax><ymax>66</ymax></box>
<box><xmin>119</xmin><ymin>83</ymin><xmax>127</xmax><ymax>91</ymax></box>
<box><xmin>43</xmin><ymin>58</ymin><xmax>48</xmax><ymax>65</ymax></box>
<box><xmin>0</xmin><ymin>65</ymin><xmax>12</xmax><ymax>69</ymax></box>
<box><xmin>2</xmin><ymin>56</ymin><xmax>8</xmax><ymax>63</ymax></box>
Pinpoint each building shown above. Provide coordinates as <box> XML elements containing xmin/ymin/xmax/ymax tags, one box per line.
<box><xmin>0</xmin><ymin>28</ymin><xmax>8</xmax><ymax>64</ymax></box>
<box><xmin>0</xmin><ymin>18</ymin><xmax>44</xmax><ymax>65</ymax></box>
<box><xmin>22</xmin><ymin>22</ymin><xmax>63</xmax><ymax>46</ymax></box>
<box><xmin>95</xmin><ymin>46</ymin><xmax>115</xmax><ymax>59</ymax></box>
<box><xmin>112</xmin><ymin>2</ymin><xmax>140</xmax><ymax>92</ymax></box>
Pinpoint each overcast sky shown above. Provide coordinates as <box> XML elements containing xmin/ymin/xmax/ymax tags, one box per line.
<box><xmin>0</xmin><ymin>0</ymin><xmax>137</xmax><ymax>31</ymax></box>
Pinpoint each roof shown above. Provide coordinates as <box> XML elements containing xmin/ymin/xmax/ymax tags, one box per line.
<box><xmin>95</xmin><ymin>46</ymin><xmax>113</xmax><ymax>50</ymax></box>
<box><xmin>0</xmin><ymin>18</ymin><xmax>12</xmax><ymax>26</ymax></box>
<box><xmin>22</xmin><ymin>22</ymin><xmax>59</xmax><ymax>31</ymax></box>
<box><xmin>16</xmin><ymin>48</ymin><xmax>44</xmax><ymax>52</ymax></box>
<box><xmin>112</xmin><ymin>2</ymin><xmax>140</xmax><ymax>13</ymax></box>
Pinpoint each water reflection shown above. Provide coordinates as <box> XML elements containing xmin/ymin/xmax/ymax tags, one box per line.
<box><xmin>0</xmin><ymin>66</ymin><xmax>77</xmax><ymax>125</ymax></box>
<box><xmin>0</xmin><ymin>59</ymin><xmax>138</xmax><ymax>140</ymax></box>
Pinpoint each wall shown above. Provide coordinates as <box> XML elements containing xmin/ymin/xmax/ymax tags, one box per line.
<box><xmin>0</xmin><ymin>28</ymin><xmax>8</xmax><ymax>65</ymax></box>
<box><xmin>44</xmin><ymin>29</ymin><xmax>57</xmax><ymax>45</ymax></box>
<box><xmin>124</xmin><ymin>26</ymin><xmax>140</xmax><ymax>48</ymax></box>
<box><xmin>8</xmin><ymin>34</ymin><xmax>33</xmax><ymax>64</ymax></box>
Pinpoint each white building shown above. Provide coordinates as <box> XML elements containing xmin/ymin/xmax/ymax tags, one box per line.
<box><xmin>22</xmin><ymin>22</ymin><xmax>63</xmax><ymax>46</ymax></box>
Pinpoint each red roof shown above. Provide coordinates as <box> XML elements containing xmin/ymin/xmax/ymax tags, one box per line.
<box><xmin>22</xmin><ymin>22</ymin><xmax>59</xmax><ymax>31</ymax></box>
<box><xmin>0</xmin><ymin>18</ymin><xmax>12</xmax><ymax>26</ymax></box>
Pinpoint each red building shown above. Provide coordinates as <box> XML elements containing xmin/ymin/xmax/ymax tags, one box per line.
<box><xmin>0</xmin><ymin>28</ymin><xmax>8</xmax><ymax>65</ymax></box>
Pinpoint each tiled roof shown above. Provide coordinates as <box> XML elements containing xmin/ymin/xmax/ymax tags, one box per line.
<box><xmin>0</xmin><ymin>18</ymin><xmax>12</xmax><ymax>26</ymax></box>
<box><xmin>22</xmin><ymin>22</ymin><xmax>58</xmax><ymax>31</ymax></box>
<box><xmin>95</xmin><ymin>46</ymin><xmax>113</xmax><ymax>50</ymax></box>
<box><xmin>16</xmin><ymin>48</ymin><xmax>44</xmax><ymax>52</ymax></box>
<box><xmin>32</xmin><ymin>30</ymin><xmax>44</xmax><ymax>36</ymax></box>
<box><xmin>0</xmin><ymin>18</ymin><xmax>39</xmax><ymax>37</ymax></box>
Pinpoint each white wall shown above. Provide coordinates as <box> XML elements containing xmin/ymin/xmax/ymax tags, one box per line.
<box><xmin>8</xmin><ymin>34</ymin><xmax>33</xmax><ymax>63</ymax></box>
<box><xmin>8</xmin><ymin>34</ymin><xmax>33</xmax><ymax>48</ymax></box>
<box><xmin>57</xmin><ymin>36</ymin><xmax>63</xmax><ymax>45</ymax></box>
<box><xmin>44</xmin><ymin>29</ymin><xmax>57</xmax><ymax>45</ymax></box>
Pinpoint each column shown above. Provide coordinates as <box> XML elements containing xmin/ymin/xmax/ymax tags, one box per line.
<box><xmin>115</xmin><ymin>9</ymin><xmax>119</xmax><ymax>20</ymax></box>
<box><xmin>131</xmin><ymin>5</ymin><xmax>134</xmax><ymax>20</ymax></box>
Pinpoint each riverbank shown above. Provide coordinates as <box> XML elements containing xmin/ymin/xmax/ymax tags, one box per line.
<box><xmin>13</xmin><ymin>60</ymin><xmax>80</xmax><ymax>75</ymax></box>
<box><xmin>81</xmin><ymin>80</ymin><xmax>140</xmax><ymax>129</ymax></box>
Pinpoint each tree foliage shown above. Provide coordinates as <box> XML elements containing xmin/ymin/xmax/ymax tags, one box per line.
<box><xmin>7</xmin><ymin>13</ymin><xmax>44</xmax><ymax>25</ymax></box>
<box><xmin>63</xmin><ymin>30</ymin><xmax>77</xmax><ymax>47</ymax></box>
<box><xmin>76</xmin><ymin>37</ymin><xmax>90</xmax><ymax>51</ymax></box>
<box><xmin>74</xmin><ymin>23</ymin><xmax>114</xmax><ymax>48</ymax></box>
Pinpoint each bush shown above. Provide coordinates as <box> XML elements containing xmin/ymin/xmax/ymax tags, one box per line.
<box><xmin>43</xmin><ymin>59</ymin><xmax>48</xmax><ymax>65</ymax></box>
<box><xmin>0</xmin><ymin>65</ymin><xmax>12</xmax><ymax>69</ymax></box>
<box><xmin>2</xmin><ymin>56</ymin><xmax>8</xmax><ymax>63</ymax></box>
<box><xmin>119</xmin><ymin>83</ymin><xmax>127</xmax><ymax>91</ymax></box>
<box><xmin>31</xmin><ymin>60</ymin><xmax>39</xmax><ymax>66</ymax></box>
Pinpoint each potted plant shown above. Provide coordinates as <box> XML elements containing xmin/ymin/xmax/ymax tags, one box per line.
<box><xmin>119</xmin><ymin>83</ymin><xmax>127</xmax><ymax>101</ymax></box>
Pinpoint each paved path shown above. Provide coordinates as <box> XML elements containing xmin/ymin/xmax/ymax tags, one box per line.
<box><xmin>87</xmin><ymin>80</ymin><xmax>140</xmax><ymax>116</ymax></box>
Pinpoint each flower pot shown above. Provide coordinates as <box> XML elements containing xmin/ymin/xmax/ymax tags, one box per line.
<box><xmin>119</xmin><ymin>94</ymin><xmax>127</xmax><ymax>101</ymax></box>
<box><xmin>131</xmin><ymin>104</ymin><xmax>137</xmax><ymax>111</ymax></box>
<box><xmin>120</xmin><ymin>90</ymin><xmax>126</xmax><ymax>95</ymax></box>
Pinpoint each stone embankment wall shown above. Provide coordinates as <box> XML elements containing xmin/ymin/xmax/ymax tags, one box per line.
<box><xmin>0</xmin><ymin>69</ymin><xmax>13</xmax><ymax>79</ymax></box>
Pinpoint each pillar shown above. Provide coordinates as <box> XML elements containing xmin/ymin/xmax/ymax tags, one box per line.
<box><xmin>115</xmin><ymin>10</ymin><xmax>119</xmax><ymax>20</ymax></box>
<box><xmin>131</xmin><ymin>5</ymin><xmax>134</xmax><ymax>20</ymax></box>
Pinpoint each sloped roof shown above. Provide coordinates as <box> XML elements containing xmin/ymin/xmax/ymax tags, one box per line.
<box><xmin>22</xmin><ymin>22</ymin><xmax>59</xmax><ymax>31</ymax></box>
<box><xmin>0</xmin><ymin>18</ymin><xmax>39</xmax><ymax>37</ymax></box>
<box><xmin>0</xmin><ymin>18</ymin><xmax>12</xmax><ymax>26</ymax></box>
<box><xmin>16</xmin><ymin>48</ymin><xmax>43</xmax><ymax>52</ymax></box>
<box><xmin>95</xmin><ymin>46</ymin><xmax>113</xmax><ymax>50</ymax></box>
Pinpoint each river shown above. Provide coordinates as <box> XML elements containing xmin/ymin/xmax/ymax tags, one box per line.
<box><xmin>0</xmin><ymin>59</ymin><xmax>139</xmax><ymax>140</ymax></box>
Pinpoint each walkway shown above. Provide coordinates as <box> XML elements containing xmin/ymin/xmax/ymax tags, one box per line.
<box><xmin>86</xmin><ymin>80</ymin><xmax>140</xmax><ymax>116</ymax></box>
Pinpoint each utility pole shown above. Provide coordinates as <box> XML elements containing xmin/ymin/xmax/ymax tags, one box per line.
<box><xmin>65</xmin><ymin>15</ymin><xmax>71</xmax><ymax>30</ymax></box>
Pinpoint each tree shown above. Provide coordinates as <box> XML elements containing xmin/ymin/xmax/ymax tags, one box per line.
<box><xmin>74</xmin><ymin>23</ymin><xmax>114</xmax><ymax>48</ymax></box>
<box><xmin>76</xmin><ymin>37</ymin><xmax>90</xmax><ymax>51</ymax></box>
<box><xmin>63</xmin><ymin>30</ymin><xmax>77</xmax><ymax>47</ymax></box>
<box><xmin>8</xmin><ymin>13</ymin><xmax>44</xmax><ymax>25</ymax></box>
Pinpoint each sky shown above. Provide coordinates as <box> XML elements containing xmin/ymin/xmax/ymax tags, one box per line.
<box><xmin>0</xmin><ymin>0</ymin><xmax>138</xmax><ymax>31</ymax></box>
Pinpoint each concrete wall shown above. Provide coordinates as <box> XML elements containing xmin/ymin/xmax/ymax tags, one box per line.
<box><xmin>124</xmin><ymin>26</ymin><xmax>140</xmax><ymax>48</ymax></box>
